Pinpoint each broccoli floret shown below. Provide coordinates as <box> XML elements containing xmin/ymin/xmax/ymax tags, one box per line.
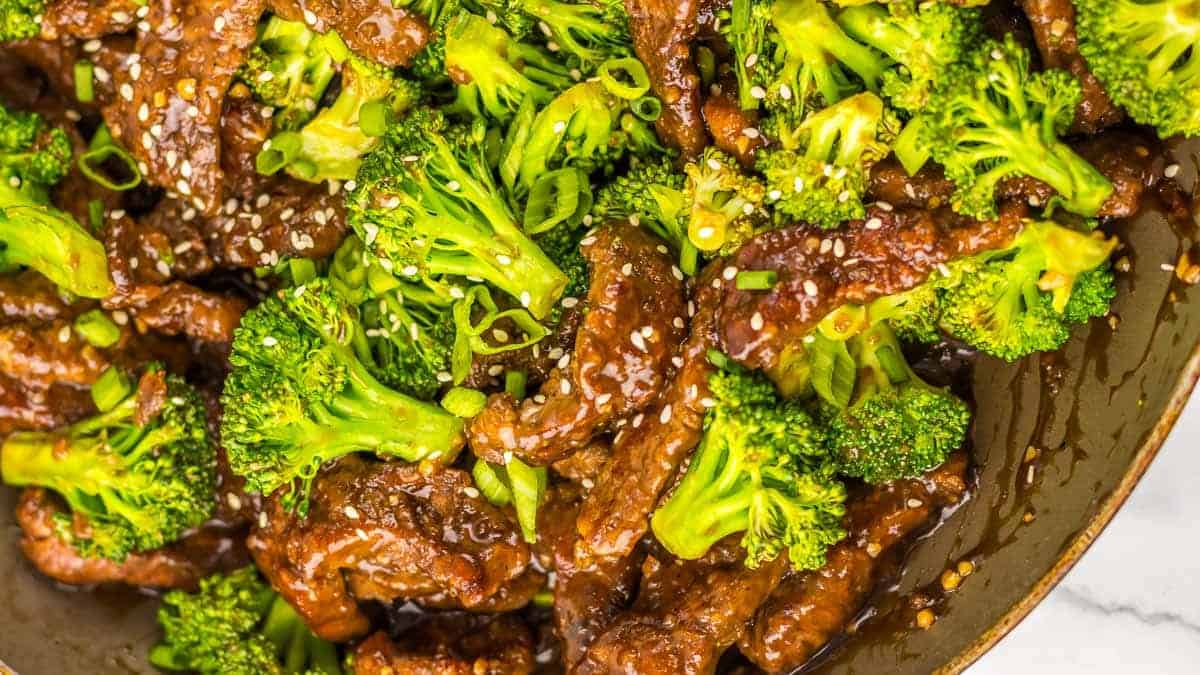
<box><xmin>150</xmin><ymin>567</ymin><xmax>342</xmax><ymax>675</ymax></box>
<box><xmin>0</xmin><ymin>104</ymin><xmax>72</xmax><ymax>196</ymax></box>
<box><xmin>937</xmin><ymin>219</ymin><xmax>1118</xmax><ymax>361</ymax></box>
<box><xmin>348</xmin><ymin>107</ymin><xmax>568</xmax><ymax>319</ymax></box>
<box><xmin>820</xmin><ymin>322</ymin><xmax>971</xmax><ymax>484</ymax></box>
<box><xmin>835</xmin><ymin>0</ymin><xmax>983</xmax><ymax>113</ymax></box>
<box><xmin>329</xmin><ymin>235</ymin><xmax>457</xmax><ymax>400</ymax></box>
<box><xmin>592</xmin><ymin>157</ymin><xmax>687</xmax><ymax>251</ymax></box>
<box><xmin>512</xmin><ymin>0</ymin><xmax>632</xmax><ymax>72</ymax></box>
<box><xmin>0</xmin><ymin>0</ymin><xmax>42</xmax><ymax>42</ymax></box>
<box><xmin>722</xmin><ymin>0</ymin><xmax>775</xmax><ymax>111</ymax></box>
<box><xmin>922</xmin><ymin>35</ymin><xmax>1114</xmax><ymax>218</ymax></box>
<box><xmin>534</xmin><ymin>221</ymin><xmax>589</xmax><ymax>301</ymax></box>
<box><xmin>0</xmin><ymin>182</ymin><xmax>114</xmax><ymax>298</ymax></box>
<box><xmin>0</xmin><ymin>366</ymin><xmax>216</xmax><ymax>561</ymax></box>
<box><xmin>650</xmin><ymin>360</ymin><xmax>847</xmax><ymax>571</ymax></box>
<box><xmin>220</xmin><ymin>279</ymin><xmax>465</xmax><ymax>513</ymax></box>
<box><xmin>259</xmin><ymin>58</ymin><xmax>421</xmax><ymax>183</ymax></box>
<box><xmin>684</xmin><ymin>148</ymin><xmax>767</xmax><ymax>255</ymax></box>
<box><xmin>444</xmin><ymin>12</ymin><xmax>575</xmax><ymax>122</ymax></box>
<box><xmin>501</xmin><ymin>80</ymin><xmax>655</xmax><ymax>195</ymax></box>
<box><xmin>1075</xmin><ymin>0</ymin><xmax>1200</xmax><ymax>138</ymax></box>
<box><xmin>757</xmin><ymin>92</ymin><xmax>899</xmax><ymax>229</ymax></box>
<box><xmin>237</xmin><ymin>17</ymin><xmax>345</xmax><ymax>131</ymax></box>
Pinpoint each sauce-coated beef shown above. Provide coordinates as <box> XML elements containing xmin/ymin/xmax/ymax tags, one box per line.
<box><xmin>354</xmin><ymin>614</ymin><xmax>535</xmax><ymax>675</ymax></box>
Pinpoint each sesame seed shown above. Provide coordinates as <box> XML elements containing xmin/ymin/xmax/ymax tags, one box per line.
<box><xmin>820</xmin><ymin>239</ymin><xmax>832</xmax><ymax>254</ymax></box>
<box><xmin>112</xmin><ymin>10</ymin><xmax>130</xmax><ymax>22</ymax></box>
<box><xmin>436</xmin><ymin>371</ymin><xmax>453</xmax><ymax>383</ymax></box>
<box><xmin>723</xmin><ymin>266</ymin><xmax>738</xmax><ymax>280</ymax></box>
<box><xmin>707</xmin><ymin>158</ymin><xmax>723</xmax><ymax>171</ymax></box>
<box><xmin>672</xmin><ymin>356</ymin><xmax>684</xmax><ymax>368</ymax></box>
<box><xmin>779</xmin><ymin>84</ymin><xmax>793</xmax><ymax>100</ymax></box>
<box><xmin>671</xmin><ymin>266</ymin><xmax>684</xmax><ymax>281</ymax></box>
<box><xmin>803</xmin><ymin>280</ymin><xmax>819</xmax><ymax>296</ymax></box>
<box><xmin>837</xmin><ymin>190</ymin><xmax>851</xmax><ymax>203</ymax></box>
<box><xmin>750</xmin><ymin>312</ymin><xmax>764</xmax><ymax>331</ymax></box>
<box><xmin>876</xmin><ymin>201</ymin><xmax>894</xmax><ymax>212</ymax></box>
<box><xmin>742</xmin><ymin>127</ymin><xmax>760</xmax><ymax>139</ymax></box>
<box><xmin>700</xmin><ymin>397</ymin><xmax>716</xmax><ymax>408</ymax></box>
<box><xmin>632</xmin><ymin>413</ymin><xmax>644</xmax><ymax>428</ymax></box>
<box><xmin>446</xmin><ymin>180</ymin><xmax>461</xmax><ymax>192</ymax></box>
<box><xmin>155</xmin><ymin>260</ymin><xmax>171</xmax><ymax>276</ymax></box>
<box><xmin>750</xmin><ymin>86</ymin><xmax>766</xmax><ymax>99</ymax></box>
<box><xmin>402</xmin><ymin>265</ymin><xmax>419</xmax><ymax>277</ymax></box>
<box><xmin>1162</xmin><ymin>263</ymin><xmax>1177</xmax><ymax>271</ymax></box>
<box><xmin>768</xmin><ymin>189</ymin><xmax>782</xmax><ymax>201</ymax></box>
<box><xmin>110</xmin><ymin>209</ymin><xmax>126</xmax><ymax>220</ymax></box>
<box><xmin>57</xmin><ymin>325</ymin><xmax>71</xmax><ymax>342</ymax></box>
<box><xmin>745</xmin><ymin>53</ymin><xmax>758</xmax><ymax>68</ymax></box>
<box><xmin>621</xmin><ymin>263</ymin><xmax>633</xmax><ymax>275</ymax></box>
<box><xmin>464</xmin><ymin>487</ymin><xmax>481</xmax><ymax>499</ymax></box>
<box><xmin>496</xmin><ymin>254</ymin><xmax>512</xmax><ymax>266</ymax></box>
<box><xmin>794</xmin><ymin>176</ymin><xmax>805</xmax><ymax>192</ymax></box>
<box><xmin>557</xmin><ymin>353</ymin><xmax>571</xmax><ymax>370</ymax></box>
<box><xmin>742</xmin><ymin>202</ymin><xmax>755</xmax><ymax>215</ymax></box>
<box><xmin>673</xmin><ymin>317</ymin><xmax>685</xmax><ymax>329</ymax></box>
<box><xmin>865</xmin><ymin>217</ymin><xmax>883</xmax><ymax>230</ymax></box>
<box><xmin>343</xmin><ymin>506</ymin><xmax>360</xmax><ymax>519</ymax></box>
<box><xmin>248</xmin><ymin>236</ymin><xmax>264</xmax><ymax>252</ymax></box>
<box><xmin>560</xmin><ymin>378</ymin><xmax>571</xmax><ymax>394</ymax></box>
<box><xmin>214</xmin><ymin>16</ymin><xmax>226</xmax><ymax>31</ymax></box>
<box><xmin>493</xmin><ymin>328</ymin><xmax>509</xmax><ymax>342</ymax></box>
<box><xmin>595</xmin><ymin>393</ymin><xmax>612</xmax><ymax>406</ymax></box>
<box><xmin>176</xmin><ymin>179</ymin><xmax>191</xmax><ymax>195</ymax></box>
<box><xmin>1165</xmin><ymin>164</ymin><xmax>1181</xmax><ymax>178</ymax></box>
<box><xmin>640</xmin><ymin>325</ymin><xmax>653</xmax><ymax>338</ymax></box>
<box><xmin>120</xmin><ymin>83</ymin><xmax>134</xmax><ymax>101</ymax></box>
<box><xmin>660</xmin><ymin>405</ymin><xmax>673</xmax><ymax>423</ymax></box>
<box><xmin>562</xmin><ymin>297</ymin><xmax>579</xmax><ymax>309</ymax></box>
<box><xmin>173</xmin><ymin>241</ymin><xmax>192</xmax><ymax>254</ymax></box>
<box><xmin>580</xmin><ymin>236</ymin><xmax>596</xmax><ymax>246</ymax></box>
<box><xmin>83</xmin><ymin>39</ymin><xmax>101</xmax><ymax>53</ymax></box>
<box><xmin>179</xmin><ymin>159</ymin><xmax>192</xmax><ymax>177</ymax></box>
<box><xmin>907</xmin><ymin>499</ymin><xmax>923</xmax><ymax>508</ymax></box>
<box><xmin>129</xmin><ymin>62</ymin><xmax>141</xmax><ymax>81</ymax></box>
<box><xmin>553</xmin><ymin>120</ymin><xmax>567</xmax><ymax>134</ymax></box>
<box><xmin>137</xmin><ymin>103</ymin><xmax>149</xmax><ymax>121</ymax></box>
<box><xmin>519</xmin><ymin>291</ymin><xmax>532</xmax><ymax>308</ymax></box>
<box><xmin>303</xmin><ymin>9</ymin><xmax>317</xmax><ymax>24</ymax></box>
<box><xmin>833</xmin><ymin>239</ymin><xmax>846</xmax><ymax>257</ymax></box>
<box><xmin>630</xmin><ymin>330</ymin><xmax>647</xmax><ymax>352</ymax></box>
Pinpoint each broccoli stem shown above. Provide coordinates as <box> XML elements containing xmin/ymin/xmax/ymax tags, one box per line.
<box><xmin>0</xmin><ymin>183</ymin><xmax>112</xmax><ymax>298</ymax></box>
<box><xmin>650</xmin><ymin>435</ymin><xmax>754</xmax><ymax>559</ymax></box>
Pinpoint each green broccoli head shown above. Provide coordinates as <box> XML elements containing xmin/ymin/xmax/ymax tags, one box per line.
<box><xmin>0</xmin><ymin>0</ymin><xmax>43</xmax><ymax>42</ymax></box>
<box><xmin>592</xmin><ymin>156</ymin><xmax>688</xmax><ymax>251</ymax></box>
<box><xmin>0</xmin><ymin>366</ymin><xmax>216</xmax><ymax>561</ymax></box>
<box><xmin>237</xmin><ymin>17</ymin><xmax>346</xmax><ymax>130</ymax></box>
<box><xmin>757</xmin><ymin>92</ymin><xmax>899</xmax><ymax>229</ymax></box>
<box><xmin>651</xmin><ymin>358</ymin><xmax>847</xmax><ymax>571</ymax></box>
<box><xmin>684</xmin><ymin>148</ymin><xmax>768</xmax><ymax>256</ymax></box>
<box><xmin>221</xmin><ymin>279</ymin><xmax>465</xmax><ymax>513</ymax></box>
<box><xmin>1</xmin><ymin>103</ymin><xmax>72</xmax><ymax>197</ymax></box>
<box><xmin>514</xmin><ymin>0</ymin><xmax>632</xmax><ymax>73</ymax></box>
<box><xmin>150</xmin><ymin>567</ymin><xmax>343</xmax><ymax>675</ymax></box>
<box><xmin>348</xmin><ymin>106</ymin><xmax>568</xmax><ymax>319</ymax></box>
<box><xmin>1075</xmin><ymin>0</ymin><xmax>1200</xmax><ymax>138</ymax></box>
<box><xmin>534</xmin><ymin>221</ymin><xmax>589</xmax><ymax>302</ymax></box>
<box><xmin>444</xmin><ymin>12</ymin><xmax>575</xmax><ymax>122</ymax></box>
<box><xmin>835</xmin><ymin>0</ymin><xmax>983</xmax><ymax>113</ymax></box>
<box><xmin>820</xmin><ymin>322</ymin><xmax>971</xmax><ymax>484</ymax></box>
<box><xmin>922</xmin><ymin>35</ymin><xmax>1114</xmax><ymax>219</ymax></box>
<box><xmin>937</xmin><ymin>219</ymin><xmax>1118</xmax><ymax>361</ymax></box>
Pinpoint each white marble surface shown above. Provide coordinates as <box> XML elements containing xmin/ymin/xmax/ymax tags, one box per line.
<box><xmin>974</xmin><ymin>394</ymin><xmax>1200</xmax><ymax>672</ymax></box>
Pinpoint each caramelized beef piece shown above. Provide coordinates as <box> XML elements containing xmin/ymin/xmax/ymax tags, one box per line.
<box><xmin>219</xmin><ymin>93</ymin><xmax>276</xmax><ymax>197</ymax></box>
<box><xmin>625</xmin><ymin>0</ymin><xmax>707</xmax><ymax>157</ymax></box>
<box><xmin>38</xmin><ymin>0</ymin><xmax>140</xmax><ymax>40</ymax></box>
<box><xmin>355</xmin><ymin>614</ymin><xmax>534</xmax><ymax>675</ymax></box>
<box><xmin>200</xmin><ymin>182</ymin><xmax>349</xmax><ymax>267</ymax></box>
<box><xmin>101</xmin><ymin>0</ymin><xmax>265</xmax><ymax>215</ymax></box>
<box><xmin>703</xmin><ymin>85</ymin><xmax>765</xmax><ymax>166</ymax></box>
<box><xmin>551</xmin><ymin>440</ymin><xmax>610</xmax><ymax>485</ymax></box>
<box><xmin>2</xmin><ymin>36</ymin><xmax>130</xmax><ymax>108</ymax></box>
<box><xmin>1019</xmin><ymin>0</ymin><xmax>1123</xmax><ymax>134</ymax></box>
<box><xmin>574</xmin><ymin>269</ymin><xmax>722</xmax><ymax>562</ymax></box>
<box><xmin>739</xmin><ymin>454</ymin><xmax>970</xmax><ymax>672</ymax></box>
<box><xmin>0</xmin><ymin>375</ymin><xmax>95</xmax><ymax>435</ymax></box>
<box><xmin>104</xmin><ymin>212</ymin><xmax>212</xmax><ymax>289</ymax></box>
<box><xmin>268</xmin><ymin>0</ymin><xmax>429</xmax><ymax>67</ymax></box>
<box><xmin>867</xmin><ymin>158</ymin><xmax>957</xmax><ymax>210</ymax></box>
<box><xmin>718</xmin><ymin>205</ymin><xmax>1025</xmax><ymax>371</ymax></box>
<box><xmin>469</xmin><ymin>222</ymin><xmax>688</xmax><ymax>466</ymax></box>
<box><xmin>15</xmin><ymin>488</ymin><xmax>247</xmax><ymax>590</ymax></box>
<box><xmin>579</xmin><ymin>538</ymin><xmax>788</xmax><ymax>675</ymax></box>
<box><xmin>105</xmin><ymin>282</ymin><xmax>248</xmax><ymax>346</ymax></box>
<box><xmin>248</xmin><ymin>456</ymin><xmax>533</xmax><ymax>642</ymax></box>
<box><xmin>464</xmin><ymin>304</ymin><xmax>584</xmax><ymax>391</ymax></box>
<box><xmin>0</xmin><ymin>272</ymin><xmax>72</xmax><ymax>323</ymax></box>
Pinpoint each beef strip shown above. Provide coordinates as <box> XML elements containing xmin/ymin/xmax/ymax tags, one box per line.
<box><xmin>739</xmin><ymin>453</ymin><xmax>970</xmax><ymax>672</ymax></box>
<box><xmin>574</xmin><ymin>268</ymin><xmax>722</xmax><ymax>563</ymax></box>
<box><xmin>38</xmin><ymin>0</ymin><xmax>141</xmax><ymax>40</ymax></box>
<box><xmin>1019</xmin><ymin>0</ymin><xmax>1123</xmax><ymax>135</ymax></box>
<box><xmin>199</xmin><ymin>181</ymin><xmax>349</xmax><ymax>267</ymax></box>
<box><xmin>469</xmin><ymin>221</ymin><xmax>688</xmax><ymax>466</ymax></box>
<box><xmin>218</xmin><ymin>93</ymin><xmax>277</xmax><ymax>198</ymax></box>
<box><xmin>248</xmin><ymin>456</ymin><xmax>534</xmax><ymax>642</ymax></box>
<box><xmin>0</xmin><ymin>272</ymin><xmax>72</xmax><ymax>323</ymax></box>
<box><xmin>717</xmin><ymin>204</ymin><xmax>1026</xmax><ymax>372</ymax></box>
<box><xmin>703</xmin><ymin>82</ymin><xmax>765</xmax><ymax>167</ymax></box>
<box><xmin>101</xmin><ymin>0</ymin><xmax>265</xmax><ymax>215</ymax></box>
<box><xmin>2</xmin><ymin>35</ymin><xmax>131</xmax><ymax>109</ymax></box>
<box><xmin>868</xmin><ymin>131</ymin><xmax>1163</xmax><ymax>217</ymax></box>
<box><xmin>463</xmin><ymin>305</ymin><xmax>583</xmax><ymax>392</ymax></box>
<box><xmin>0</xmin><ymin>375</ymin><xmax>95</xmax><ymax>435</ymax></box>
<box><xmin>625</xmin><ymin>0</ymin><xmax>707</xmax><ymax>157</ymax></box>
<box><xmin>578</xmin><ymin>538</ymin><xmax>788</xmax><ymax>675</ymax></box>
<box><xmin>268</xmin><ymin>0</ymin><xmax>429</xmax><ymax>67</ymax></box>
<box><xmin>551</xmin><ymin>440</ymin><xmax>610</xmax><ymax>485</ymax></box>
<box><xmin>104</xmin><ymin>212</ymin><xmax>212</xmax><ymax>288</ymax></box>
<box><xmin>15</xmin><ymin>487</ymin><xmax>248</xmax><ymax>590</ymax></box>
<box><xmin>104</xmin><ymin>282</ymin><xmax>248</xmax><ymax>346</ymax></box>
<box><xmin>354</xmin><ymin>614</ymin><xmax>535</xmax><ymax>675</ymax></box>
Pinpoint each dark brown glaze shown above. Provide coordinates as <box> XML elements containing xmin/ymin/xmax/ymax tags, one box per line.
<box><xmin>469</xmin><ymin>222</ymin><xmax>688</xmax><ymax>466</ymax></box>
<box><xmin>0</xmin><ymin>375</ymin><xmax>95</xmax><ymax>436</ymax></box>
<box><xmin>0</xmin><ymin>272</ymin><xmax>72</xmax><ymax>323</ymax></box>
<box><xmin>551</xmin><ymin>440</ymin><xmax>610</xmax><ymax>485</ymax></box>
<box><xmin>738</xmin><ymin>453</ymin><xmax>970</xmax><ymax>673</ymax></box>
<box><xmin>573</xmin><ymin>267</ymin><xmax>722</xmax><ymax>563</ymax></box>
<box><xmin>718</xmin><ymin>205</ymin><xmax>1025</xmax><ymax>372</ymax></box>
<box><xmin>867</xmin><ymin>158</ymin><xmax>957</xmax><ymax>211</ymax></box>
<box><xmin>104</xmin><ymin>282</ymin><xmax>248</xmax><ymax>346</ymax></box>
<box><xmin>579</xmin><ymin>538</ymin><xmax>788</xmax><ymax>675</ymax></box>
<box><xmin>1019</xmin><ymin>0</ymin><xmax>1124</xmax><ymax>135</ymax></box>
<box><xmin>354</xmin><ymin>614</ymin><xmax>535</xmax><ymax>675</ymax></box>
<box><xmin>104</xmin><ymin>212</ymin><xmax>212</xmax><ymax>289</ymax></box>
<box><xmin>2</xmin><ymin>35</ymin><xmax>131</xmax><ymax>109</ymax></box>
<box><xmin>14</xmin><ymin>488</ymin><xmax>248</xmax><ymax>590</ymax></box>
<box><xmin>199</xmin><ymin>181</ymin><xmax>349</xmax><ymax>267</ymax></box>
<box><xmin>101</xmin><ymin>0</ymin><xmax>265</xmax><ymax>215</ymax></box>
<box><xmin>218</xmin><ymin>93</ymin><xmax>277</xmax><ymax>198</ymax></box>
<box><xmin>248</xmin><ymin>456</ymin><xmax>534</xmax><ymax>642</ymax></box>
<box><xmin>268</xmin><ymin>0</ymin><xmax>430</xmax><ymax>67</ymax></box>
<box><xmin>38</xmin><ymin>0</ymin><xmax>140</xmax><ymax>41</ymax></box>
<box><xmin>464</xmin><ymin>304</ymin><xmax>584</xmax><ymax>391</ymax></box>
<box><xmin>625</xmin><ymin>0</ymin><xmax>707</xmax><ymax>157</ymax></box>
<box><xmin>703</xmin><ymin>85</ymin><xmax>765</xmax><ymax>166</ymax></box>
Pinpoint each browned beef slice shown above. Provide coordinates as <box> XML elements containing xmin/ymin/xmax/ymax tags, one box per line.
<box><xmin>469</xmin><ymin>221</ymin><xmax>688</xmax><ymax>466</ymax></box>
<box><xmin>703</xmin><ymin>84</ymin><xmax>765</xmax><ymax>167</ymax></box>
<box><xmin>104</xmin><ymin>281</ymin><xmax>248</xmax><ymax>346</ymax></box>
<box><xmin>268</xmin><ymin>0</ymin><xmax>430</xmax><ymax>67</ymax></box>
<box><xmin>625</xmin><ymin>0</ymin><xmax>707</xmax><ymax>157</ymax></box>
<box><xmin>738</xmin><ymin>454</ymin><xmax>970</xmax><ymax>672</ymax></box>
<box><xmin>199</xmin><ymin>181</ymin><xmax>349</xmax><ymax>268</ymax></box>
<box><xmin>354</xmin><ymin>614</ymin><xmax>534</xmax><ymax>675</ymax></box>
<box><xmin>38</xmin><ymin>0</ymin><xmax>140</xmax><ymax>40</ymax></box>
<box><xmin>248</xmin><ymin>456</ymin><xmax>534</xmax><ymax>642</ymax></box>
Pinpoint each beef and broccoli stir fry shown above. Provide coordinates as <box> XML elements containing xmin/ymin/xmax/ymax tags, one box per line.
<box><xmin>0</xmin><ymin>0</ymin><xmax>1195</xmax><ymax>672</ymax></box>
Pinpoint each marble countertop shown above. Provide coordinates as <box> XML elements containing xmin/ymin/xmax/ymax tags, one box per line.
<box><xmin>974</xmin><ymin>394</ymin><xmax>1200</xmax><ymax>672</ymax></box>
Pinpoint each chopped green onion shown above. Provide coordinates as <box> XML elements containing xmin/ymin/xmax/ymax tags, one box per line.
<box><xmin>289</xmin><ymin>159</ymin><xmax>317</xmax><ymax>180</ymax></box>
<box><xmin>472</xmin><ymin>461</ymin><xmax>513</xmax><ymax>507</ymax></box>
<box><xmin>255</xmin><ymin>132</ymin><xmax>303</xmax><ymax>176</ymax></box>
<box><xmin>505</xmin><ymin>370</ymin><xmax>527</xmax><ymax>400</ymax></box>
<box><xmin>74</xmin><ymin>309</ymin><xmax>121</xmax><ymax>348</ymax></box>
<box><xmin>809</xmin><ymin>333</ymin><xmax>856</xmax><ymax>409</ymax></box>
<box><xmin>696</xmin><ymin>47</ymin><xmax>716</xmax><ymax>88</ymax></box>
<box><xmin>735</xmin><ymin>270</ymin><xmax>778</xmax><ymax>291</ymax></box>
<box><xmin>78</xmin><ymin>127</ymin><xmax>142</xmax><ymax>192</ymax></box>
<box><xmin>505</xmin><ymin>456</ymin><xmax>546</xmax><ymax>543</ymax></box>
<box><xmin>597</xmin><ymin>57</ymin><xmax>651</xmax><ymax>100</ymax></box>
<box><xmin>631</xmin><ymin>96</ymin><xmax>662</xmax><ymax>122</ymax></box>
<box><xmin>91</xmin><ymin>367</ymin><xmax>132</xmax><ymax>412</ymax></box>
<box><xmin>533</xmin><ymin>589</ymin><xmax>554</xmax><ymax>607</ymax></box>
<box><xmin>87</xmin><ymin>200</ymin><xmax>104</xmax><ymax>231</ymax></box>
<box><xmin>441</xmin><ymin>386</ymin><xmax>488</xmax><ymax>418</ymax></box>
<box><xmin>359</xmin><ymin>100</ymin><xmax>390</xmax><ymax>137</ymax></box>
<box><xmin>450</xmin><ymin>287</ymin><xmax>548</xmax><ymax>383</ymax></box>
<box><xmin>523</xmin><ymin>168</ymin><xmax>592</xmax><ymax>235</ymax></box>
<box><xmin>893</xmin><ymin>117</ymin><xmax>931</xmax><ymax>176</ymax></box>
<box><xmin>288</xmin><ymin>258</ymin><xmax>318</xmax><ymax>284</ymax></box>
<box><xmin>679</xmin><ymin>240</ymin><xmax>699</xmax><ymax>276</ymax></box>
<box><xmin>706</xmin><ymin>349</ymin><xmax>735</xmax><ymax>372</ymax></box>
<box><xmin>74</xmin><ymin>61</ymin><xmax>95</xmax><ymax>103</ymax></box>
